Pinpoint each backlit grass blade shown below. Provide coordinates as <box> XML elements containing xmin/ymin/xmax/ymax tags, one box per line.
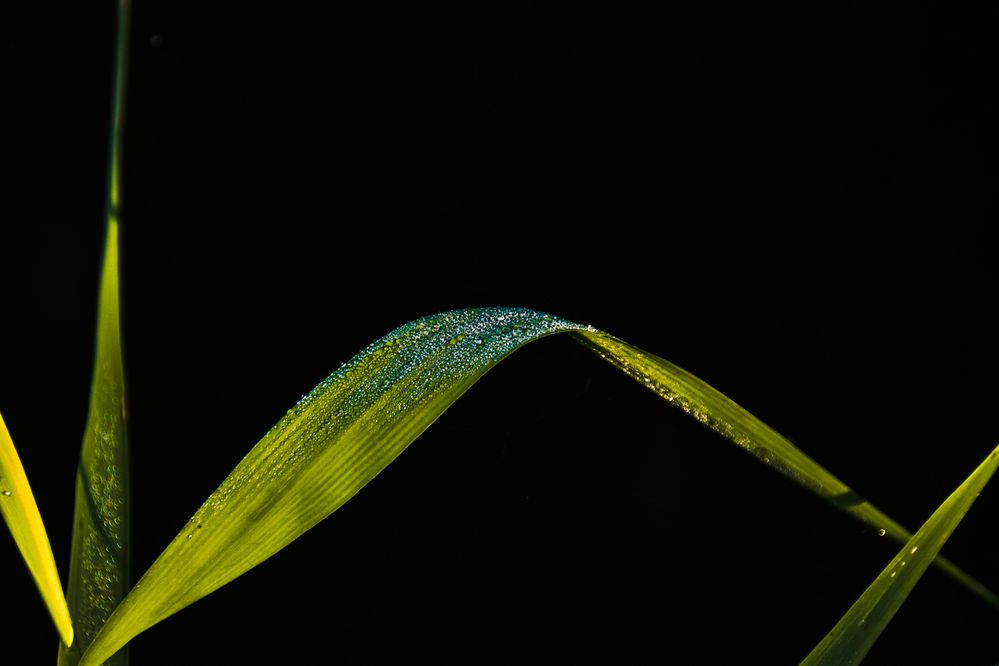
<box><xmin>801</xmin><ymin>442</ymin><xmax>999</xmax><ymax>665</ymax></box>
<box><xmin>77</xmin><ymin>308</ymin><xmax>995</xmax><ymax>664</ymax></box>
<box><xmin>60</xmin><ymin>2</ymin><xmax>131</xmax><ymax>664</ymax></box>
<box><xmin>0</xmin><ymin>412</ymin><xmax>73</xmax><ymax>646</ymax></box>
<box><xmin>573</xmin><ymin>331</ymin><xmax>998</xmax><ymax>607</ymax></box>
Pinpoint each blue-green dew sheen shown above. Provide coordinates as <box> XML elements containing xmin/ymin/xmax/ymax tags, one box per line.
<box><xmin>198</xmin><ymin>308</ymin><xmax>588</xmax><ymax>526</ymax></box>
<box><xmin>299</xmin><ymin>307</ymin><xmax>588</xmax><ymax>423</ymax></box>
<box><xmin>187</xmin><ymin>307</ymin><xmax>589</xmax><ymax>541</ymax></box>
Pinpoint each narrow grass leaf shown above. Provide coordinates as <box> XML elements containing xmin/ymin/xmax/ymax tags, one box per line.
<box><xmin>801</xmin><ymin>442</ymin><xmax>999</xmax><ymax>665</ymax></box>
<box><xmin>0</xmin><ymin>412</ymin><xmax>73</xmax><ymax>646</ymax></box>
<box><xmin>79</xmin><ymin>308</ymin><xmax>994</xmax><ymax>664</ymax></box>
<box><xmin>573</xmin><ymin>331</ymin><xmax>998</xmax><ymax>607</ymax></box>
<box><xmin>60</xmin><ymin>2</ymin><xmax>131</xmax><ymax>664</ymax></box>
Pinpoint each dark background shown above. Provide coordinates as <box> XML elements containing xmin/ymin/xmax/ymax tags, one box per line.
<box><xmin>3</xmin><ymin>1</ymin><xmax>998</xmax><ymax>663</ymax></box>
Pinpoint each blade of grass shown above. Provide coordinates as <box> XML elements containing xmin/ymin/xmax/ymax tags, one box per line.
<box><xmin>0</xmin><ymin>412</ymin><xmax>74</xmax><ymax>646</ymax></box>
<box><xmin>78</xmin><ymin>308</ymin><xmax>995</xmax><ymax>664</ymax></box>
<box><xmin>573</xmin><ymin>331</ymin><xmax>999</xmax><ymax>607</ymax></box>
<box><xmin>801</xmin><ymin>442</ymin><xmax>999</xmax><ymax>665</ymax></box>
<box><xmin>59</xmin><ymin>2</ymin><xmax>131</xmax><ymax>664</ymax></box>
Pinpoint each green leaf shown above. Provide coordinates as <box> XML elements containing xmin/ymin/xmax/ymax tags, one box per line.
<box><xmin>77</xmin><ymin>308</ymin><xmax>996</xmax><ymax>664</ymax></box>
<box><xmin>0</xmin><ymin>412</ymin><xmax>73</xmax><ymax>646</ymax></box>
<box><xmin>60</xmin><ymin>2</ymin><xmax>131</xmax><ymax>664</ymax></box>
<box><xmin>801</xmin><ymin>442</ymin><xmax>999</xmax><ymax>665</ymax></box>
<box><xmin>59</xmin><ymin>220</ymin><xmax>129</xmax><ymax>666</ymax></box>
<box><xmin>575</xmin><ymin>331</ymin><xmax>998</xmax><ymax>606</ymax></box>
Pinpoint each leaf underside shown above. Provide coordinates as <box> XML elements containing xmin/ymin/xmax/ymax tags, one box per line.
<box><xmin>77</xmin><ymin>307</ymin><xmax>997</xmax><ymax>665</ymax></box>
<box><xmin>802</xmin><ymin>443</ymin><xmax>999</xmax><ymax>665</ymax></box>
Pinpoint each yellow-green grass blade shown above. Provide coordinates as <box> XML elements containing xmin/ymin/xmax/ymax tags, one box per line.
<box><xmin>801</xmin><ymin>442</ymin><xmax>999</xmax><ymax>665</ymax></box>
<box><xmin>0</xmin><ymin>412</ymin><xmax>74</xmax><ymax>646</ymax></box>
<box><xmin>77</xmin><ymin>308</ymin><xmax>995</xmax><ymax>664</ymax></box>
<box><xmin>60</xmin><ymin>2</ymin><xmax>131</xmax><ymax>664</ymax></box>
<box><xmin>574</xmin><ymin>331</ymin><xmax>998</xmax><ymax>608</ymax></box>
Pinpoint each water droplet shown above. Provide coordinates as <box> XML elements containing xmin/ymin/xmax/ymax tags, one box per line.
<box><xmin>186</xmin><ymin>533</ymin><xmax>193</xmax><ymax>540</ymax></box>
<box><xmin>877</xmin><ymin>529</ymin><xmax>886</xmax><ymax>537</ymax></box>
<box><xmin>1</xmin><ymin>490</ymin><xmax>11</xmax><ymax>496</ymax></box>
<box><xmin>909</xmin><ymin>545</ymin><xmax>918</xmax><ymax>554</ymax></box>
<box><xmin>901</xmin><ymin>560</ymin><xmax>907</xmax><ymax>566</ymax></box>
<box><xmin>890</xmin><ymin>571</ymin><xmax>896</xmax><ymax>578</ymax></box>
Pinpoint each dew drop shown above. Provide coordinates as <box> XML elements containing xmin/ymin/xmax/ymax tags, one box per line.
<box><xmin>1</xmin><ymin>490</ymin><xmax>11</xmax><ymax>496</ymax></box>
<box><xmin>186</xmin><ymin>533</ymin><xmax>193</xmax><ymax>540</ymax></box>
<box><xmin>877</xmin><ymin>529</ymin><xmax>886</xmax><ymax>537</ymax></box>
<box><xmin>909</xmin><ymin>545</ymin><xmax>918</xmax><ymax>554</ymax></box>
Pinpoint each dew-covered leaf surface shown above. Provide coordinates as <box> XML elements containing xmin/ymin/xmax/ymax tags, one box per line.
<box><xmin>801</xmin><ymin>442</ymin><xmax>999</xmax><ymax>665</ymax></box>
<box><xmin>79</xmin><ymin>308</ymin><xmax>994</xmax><ymax>664</ymax></box>
<box><xmin>59</xmin><ymin>219</ymin><xmax>129</xmax><ymax>666</ymax></box>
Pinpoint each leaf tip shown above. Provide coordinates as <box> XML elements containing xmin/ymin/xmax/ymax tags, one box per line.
<box><xmin>58</xmin><ymin>615</ymin><xmax>75</xmax><ymax>652</ymax></box>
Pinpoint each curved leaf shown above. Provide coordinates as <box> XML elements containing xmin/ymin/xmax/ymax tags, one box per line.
<box><xmin>801</xmin><ymin>442</ymin><xmax>999</xmax><ymax>665</ymax></box>
<box><xmin>78</xmin><ymin>308</ymin><xmax>996</xmax><ymax>664</ymax></box>
<box><xmin>0</xmin><ymin>412</ymin><xmax>73</xmax><ymax>646</ymax></box>
<box><xmin>575</xmin><ymin>332</ymin><xmax>998</xmax><ymax>605</ymax></box>
<box><xmin>59</xmin><ymin>2</ymin><xmax>132</xmax><ymax>664</ymax></box>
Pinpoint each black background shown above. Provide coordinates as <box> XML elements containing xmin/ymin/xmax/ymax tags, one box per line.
<box><xmin>3</xmin><ymin>1</ymin><xmax>998</xmax><ymax>663</ymax></box>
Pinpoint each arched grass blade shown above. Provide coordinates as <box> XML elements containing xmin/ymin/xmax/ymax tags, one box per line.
<box><xmin>0</xmin><ymin>412</ymin><xmax>73</xmax><ymax>646</ymax></box>
<box><xmin>60</xmin><ymin>2</ymin><xmax>132</xmax><ymax>664</ymax></box>
<box><xmin>78</xmin><ymin>310</ymin><xmax>582</xmax><ymax>665</ymax></box>
<box><xmin>78</xmin><ymin>309</ymin><xmax>996</xmax><ymax>664</ymax></box>
<box><xmin>801</xmin><ymin>442</ymin><xmax>999</xmax><ymax>665</ymax></box>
